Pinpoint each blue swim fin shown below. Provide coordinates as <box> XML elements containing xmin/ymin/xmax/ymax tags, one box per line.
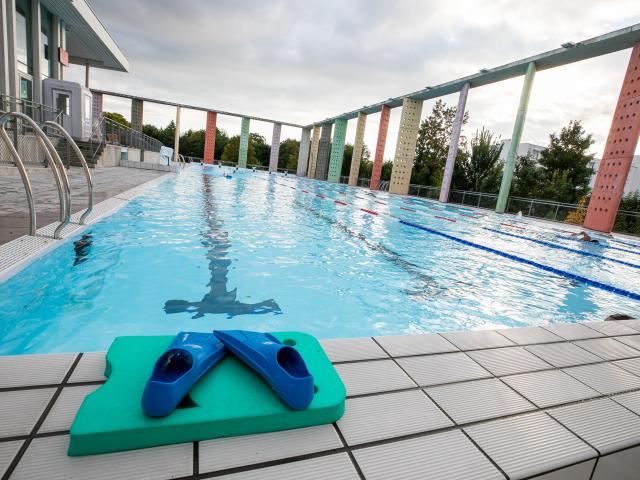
<box><xmin>142</xmin><ymin>332</ymin><xmax>226</xmax><ymax>417</ymax></box>
<box><xmin>213</xmin><ymin>330</ymin><xmax>314</xmax><ymax>410</ymax></box>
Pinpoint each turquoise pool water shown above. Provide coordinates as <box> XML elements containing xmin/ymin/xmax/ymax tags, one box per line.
<box><xmin>1</xmin><ymin>165</ymin><xmax>638</xmax><ymax>355</ymax></box>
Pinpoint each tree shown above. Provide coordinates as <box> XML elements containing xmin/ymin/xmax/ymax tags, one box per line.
<box><xmin>614</xmin><ymin>192</ymin><xmax>640</xmax><ymax>235</ymax></box>
<box><xmin>179</xmin><ymin>129</ymin><xmax>205</xmax><ymax>158</ymax></box>
<box><xmin>220</xmin><ymin>135</ymin><xmax>257</xmax><ymax>165</ymax></box>
<box><xmin>215</xmin><ymin>128</ymin><xmax>229</xmax><ymax>160</ymax></box>
<box><xmin>250</xmin><ymin>133</ymin><xmax>270</xmax><ymax>166</ymax></box>
<box><xmin>537</xmin><ymin>120</ymin><xmax>594</xmax><ymax>203</ymax></box>
<box><xmin>103</xmin><ymin>111</ymin><xmax>130</xmax><ymax>127</ymax></box>
<box><xmin>457</xmin><ymin>128</ymin><xmax>503</xmax><ymax>192</ymax></box>
<box><xmin>412</xmin><ymin>100</ymin><xmax>468</xmax><ymax>186</ymax></box>
<box><xmin>278</xmin><ymin>138</ymin><xmax>300</xmax><ymax>171</ymax></box>
<box><xmin>341</xmin><ymin>143</ymin><xmax>371</xmax><ymax>178</ymax></box>
<box><xmin>511</xmin><ymin>154</ymin><xmax>540</xmax><ymax>198</ymax></box>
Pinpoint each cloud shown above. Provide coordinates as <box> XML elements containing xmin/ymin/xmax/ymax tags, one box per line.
<box><xmin>69</xmin><ymin>0</ymin><xmax>640</xmax><ymax>159</ymax></box>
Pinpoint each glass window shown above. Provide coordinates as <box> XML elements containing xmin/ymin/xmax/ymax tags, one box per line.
<box><xmin>15</xmin><ymin>0</ymin><xmax>32</xmax><ymax>75</ymax></box>
<box><xmin>41</xmin><ymin>8</ymin><xmax>52</xmax><ymax>77</ymax></box>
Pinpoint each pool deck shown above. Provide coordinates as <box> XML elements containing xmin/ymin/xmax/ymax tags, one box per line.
<box><xmin>2</xmin><ymin>321</ymin><xmax>640</xmax><ymax>479</ymax></box>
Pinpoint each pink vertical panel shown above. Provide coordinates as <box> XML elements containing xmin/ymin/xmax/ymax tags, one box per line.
<box><xmin>203</xmin><ymin>111</ymin><xmax>217</xmax><ymax>164</ymax></box>
<box><xmin>584</xmin><ymin>43</ymin><xmax>640</xmax><ymax>232</ymax></box>
<box><xmin>369</xmin><ymin>104</ymin><xmax>391</xmax><ymax>190</ymax></box>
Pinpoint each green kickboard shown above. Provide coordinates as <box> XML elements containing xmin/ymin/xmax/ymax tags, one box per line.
<box><xmin>68</xmin><ymin>332</ymin><xmax>346</xmax><ymax>456</ymax></box>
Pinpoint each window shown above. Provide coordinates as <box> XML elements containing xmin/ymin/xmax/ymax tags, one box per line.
<box><xmin>41</xmin><ymin>8</ymin><xmax>52</xmax><ymax>77</ymax></box>
<box><xmin>15</xmin><ymin>0</ymin><xmax>32</xmax><ymax>75</ymax></box>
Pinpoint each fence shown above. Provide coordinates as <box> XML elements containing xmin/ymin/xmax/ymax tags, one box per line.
<box><xmin>407</xmin><ymin>184</ymin><xmax>640</xmax><ymax>236</ymax></box>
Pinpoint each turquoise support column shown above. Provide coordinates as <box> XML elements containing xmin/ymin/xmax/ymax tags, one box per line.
<box><xmin>496</xmin><ymin>62</ymin><xmax>536</xmax><ymax>213</ymax></box>
<box><xmin>327</xmin><ymin>118</ymin><xmax>348</xmax><ymax>183</ymax></box>
<box><xmin>238</xmin><ymin>117</ymin><xmax>250</xmax><ymax>168</ymax></box>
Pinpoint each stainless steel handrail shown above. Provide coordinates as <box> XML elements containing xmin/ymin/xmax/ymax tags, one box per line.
<box><xmin>0</xmin><ymin>112</ymin><xmax>71</xmax><ymax>238</ymax></box>
<box><xmin>0</xmin><ymin>123</ymin><xmax>36</xmax><ymax>235</ymax></box>
<box><xmin>44</xmin><ymin>121</ymin><xmax>93</xmax><ymax>224</ymax></box>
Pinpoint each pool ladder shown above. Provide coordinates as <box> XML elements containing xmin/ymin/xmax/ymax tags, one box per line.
<box><xmin>0</xmin><ymin>112</ymin><xmax>93</xmax><ymax>239</ymax></box>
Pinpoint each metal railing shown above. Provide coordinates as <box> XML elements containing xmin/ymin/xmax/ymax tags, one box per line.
<box><xmin>0</xmin><ymin>112</ymin><xmax>71</xmax><ymax>238</ymax></box>
<box><xmin>43</xmin><ymin>121</ymin><xmax>93</xmax><ymax>224</ymax></box>
<box><xmin>339</xmin><ymin>175</ymin><xmax>374</xmax><ymax>187</ymax></box>
<box><xmin>0</xmin><ymin>94</ymin><xmax>63</xmax><ymax>125</ymax></box>
<box><xmin>103</xmin><ymin>117</ymin><xmax>163</xmax><ymax>152</ymax></box>
<box><xmin>407</xmin><ymin>184</ymin><xmax>640</xmax><ymax>236</ymax></box>
<box><xmin>86</xmin><ymin>116</ymin><xmax>164</xmax><ymax>165</ymax></box>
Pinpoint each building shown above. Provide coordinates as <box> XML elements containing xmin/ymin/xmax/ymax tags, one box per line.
<box><xmin>499</xmin><ymin>139</ymin><xmax>545</xmax><ymax>163</ymax></box>
<box><xmin>589</xmin><ymin>156</ymin><xmax>640</xmax><ymax>196</ymax></box>
<box><xmin>0</xmin><ymin>0</ymin><xmax>127</xmax><ymax>115</ymax></box>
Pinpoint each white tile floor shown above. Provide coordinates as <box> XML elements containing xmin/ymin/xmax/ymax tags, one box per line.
<box><xmin>2</xmin><ymin>321</ymin><xmax>640</xmax><ymax>479</ymax></box>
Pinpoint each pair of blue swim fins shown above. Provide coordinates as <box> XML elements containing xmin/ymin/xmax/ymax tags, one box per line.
<box><xmin>141</xmin><ymin>330</ymin><xmax>314</xmax><ymax>417</ymax></box>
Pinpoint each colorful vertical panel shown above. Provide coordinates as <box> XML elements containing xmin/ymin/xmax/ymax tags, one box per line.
<box><xmin>389</xmin><ymin>98</ymin><xmax>423</xmax><ymax>195</ymax></box>
<box><xmin>369</xmin><ymin>105</ymin><xmax>391</xmax><ymax>190</ymax></box>
<box><xmin>585</xmin><ymin>44</ymin><xmax>640</xmax><ymax>232</ymax></box>
<box><xmin>327</xmin><ymin>118</ymin><xmax>348</xmax><ymax>183</ymax></box>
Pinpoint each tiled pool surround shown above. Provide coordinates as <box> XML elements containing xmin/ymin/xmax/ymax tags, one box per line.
<box><xmin>2</xmin><ymin>321</ymin><xmax>640</xmax><ymax>479</ymax></box>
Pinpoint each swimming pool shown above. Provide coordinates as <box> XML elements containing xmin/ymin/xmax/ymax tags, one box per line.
<box><xmin>1</xmin><ymin>165</ymin><xmax>638</xmax><ymax>355</ymax></box>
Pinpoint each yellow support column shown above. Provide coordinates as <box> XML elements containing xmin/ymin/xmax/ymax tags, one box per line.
<box><xmin>389</xmin><ymin>98</ymin><xmax>423</xmax><ymax>195</ymax></box>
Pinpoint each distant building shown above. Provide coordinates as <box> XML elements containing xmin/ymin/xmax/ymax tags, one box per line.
<box><xmin>589</xmin><ymin>156</ymin><xmax>640</xmax><ymax>196</ymax></box>
<box><xmin>499</xmin><ymin>140</ymin><xmax>545</xmax><ymax>163</ymax></box>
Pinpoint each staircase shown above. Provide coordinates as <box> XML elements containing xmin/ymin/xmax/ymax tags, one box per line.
<box><xmin>49</xmin><ymin>138</ymin><xmax>103</xmax><ymax>169</ymax></box>
<box><xmin>72</xmin><ymin>140</ymin><xmax>104</xmax><ymax>168</ymax></box>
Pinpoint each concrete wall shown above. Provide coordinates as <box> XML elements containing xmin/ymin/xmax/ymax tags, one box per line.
<box><xmin>96</xmin><ymin>145</ymin><xmax>121</xmax><ymax>167</ymax></box>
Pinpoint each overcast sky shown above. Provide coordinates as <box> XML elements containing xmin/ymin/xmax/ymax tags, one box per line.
<box><xmin>68</xmin><ymin>0</ymin><xmax>640</xmax><ymax>159</ymax></box>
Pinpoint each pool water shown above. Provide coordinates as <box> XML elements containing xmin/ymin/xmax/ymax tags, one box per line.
<box><xmin>1</xmin><ymin>166</ymin><xmax>638</xmax><ymax>355</ymax></box>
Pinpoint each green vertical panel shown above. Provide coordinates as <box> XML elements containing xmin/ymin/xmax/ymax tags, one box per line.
<box><xmin>327</xmin><ymin>119</ymin><xmax>348</xmax><ymax>183</ymax></box>
<box><xmin>238</xmin><ymin>117</ymin><xmax>250</xmax><ymax>168</ymax></box>
<box><xmin>496</xmin><ymin>62</ymin><xmax>536</xmax><ymax>213</ymax></box>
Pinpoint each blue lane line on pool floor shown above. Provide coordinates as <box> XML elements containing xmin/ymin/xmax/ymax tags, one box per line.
<box><xmin>400</xmin><ymin>220</ymin><xmax>640</xmax><ymax>301</ymax></box>
<box><xmin>484</xmin><ymin>227</ymin><xmax>640</xmax><ymax>270</ymax></box>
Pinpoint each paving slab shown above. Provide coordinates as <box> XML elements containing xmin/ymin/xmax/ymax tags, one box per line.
<box><xmin>199</xmin><ymin>425</ymin><xmax>341</xmax><ymax>473</ymax></box>
<box><xmin>0</xmin><ymin>388</ymin><xmax>56</xmax><ymax>437</ymax></box>
<box><xmin>612</xmin><ymin>335</ymin><xmax>640</xmax><ymax>351</ymax></box>
<box><xmin>524</xmin><ymin>342</ymin><xmax>601</xmax><ymax>368</ymax></box>
<box><xmin>582</xmin><ymin>321</ymin><xmax>638</xmax><ymax>337</ymax></box>
<box><xmin>495</xmin><ymin>326</ymin><xmax>563</xmax><ymax>345</ymax></box>
<box><xmin>397</xmin><ymin>352</ymin><xmax>491</xmax><ymax>387</ymax></box>
<box><xmin>353</xmin><ymin>429</ymin><xmax>504</xmax><ymax>480</ymax></box>
<box><xmin>426</xmin><ymin>378</ymin><xmax>535</xmax><ymax>425</ymax></box>
<box><xmin>440</xmin><ymin>330</ymin><xmax>514</xmax><ymax>350</ymax></box>
<box><xmin>613</xmin><ymin>357</ymin><xmax>640</xmax><ymax>377</ymax></box>
<box><xmin>0</xmin><ymin>441</ymin><xmax>23</xmax><ymax>478</ymax></box>
<box><xmin>334</xmin><ymin>360</ymin><xmax>415</xmax><ymax>396</ymax></box>
<box><xmin>10</xmin><ymin>435</ymin><xmax>192</xmax><ymax>480</ymax></box>
<box><xmin>548</xmin><ymin>398</ymin><xmax>640</xmax><ymax>455</ymax></box>
<box><xmin>541</xmin><ymin>323</ymin><xmax>604</xmax><ymax>341</ymax></box>
<box><xmin>574</xmin><ymin>337</ymin><xmax>640</xmax><ymax>361</ymax></box>
<box><xmin>465</xmin><ymin>412</ymin><xmax>596</xmax><ymax>480</ymax></box>
<box><xmin>467</xmin><ymin>346</ymin><xmax>552</xmax><ymax>376</ymax></box>
<box><xmin>0</xmin><ymin>353</ymin><xmax>76</xmax><ymax>388</ymax></box>
<box><xmin>320</xmin><ymin>337</ymin><xmax>387</xmax><ymax>363</ymax></box>
<box><xmin>215</xmin><ymin>453</ymin><xmax>360</xmax><ymax>480</ymax></box>
<box><xmin>38</xmin><ymin>385</ymin><xmax>100</xmax><ymax>433</ymax></box>
<box><xmin>68</xmin><ymin>352</ymin><xmax>106</xmax><ymax>383</ymax></box>
<box><xmin>563</xmin><ymin>362</ymin><xmax>640</xmax><ymax>395</ymax></box>
<box><xmin>502</xmin><ymin>370</ymin><xmax>599</xmax><ymax>408</ymax></box>
<box><xmin>337</xmin><ymin>390</ymin><xmax>452</xmax><ymax>445</ymax></box>
<box><xmin>373</xmin><ymin>333</ymin><xmax>458</xmax><ymax>357</ymax></box>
